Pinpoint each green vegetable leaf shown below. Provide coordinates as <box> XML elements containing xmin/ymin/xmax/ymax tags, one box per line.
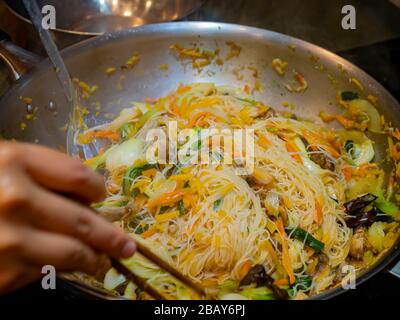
<box><xmin>240</xmin><ymin>287</ymin><xmax>275</xmax><ymax>300</ymax></box>
<box><xmin>341</xmin><ymin>91</ymin><xmax>359</xmax><ymax>101</ymax></box>
<box><xmin>286</xmin><ymin>228</ymin><xmax>325</xmax><ymax>252</ymax></box>
<box><xmin>287</xmin><ymin>275</ymin><xmax>313</xmax><ymax>297</ymax></box>
<box><xmin>123</xmin><ymin>164</ymin><xmax>156</xmax><ymax>195</ymax></box>
<box><xmin>293</xmin><ymin>275</ymin><xmax>312</xmax><ymax>291</ymax></box>
<box><xmin>373</xmin><ymin>189</ymin><xmax>399</xmax><ymax>219</ymax></box>
<box><xmin>376</xmin><ymin>201</ymin><xmax>399</xmax><ymax>216</ymax></box>
<box><xmin>178</xmin><ymin>200</ymin><xmax>185</xmax><ymax>216</ymax></box>
<box><xmin>213</xmin><ymin>198</ymin><xmax>223</xmax><ymax>211</ymax></box>
<box><xmin>119</xmin><ymin>123</ymin><xmax>134</xmax><ymax>141</ymax></box>
<box><xmin>237</xmin><ymin>97</ymin><xmax>258</xmax><ymax>106</ymax></box>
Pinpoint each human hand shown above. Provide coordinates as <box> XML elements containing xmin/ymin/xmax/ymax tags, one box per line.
<box><xmin>0</xmin><ymin>142</ymin><xmax>136</xmax><ymax>293</ymax></box>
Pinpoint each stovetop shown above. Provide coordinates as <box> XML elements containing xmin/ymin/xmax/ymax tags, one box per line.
<box><xmin>1</xmin><ymin>0</ymin><xmax>400</xmax><ymax>300</ymax></box>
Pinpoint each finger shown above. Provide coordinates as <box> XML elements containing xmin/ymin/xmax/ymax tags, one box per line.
<box><xmin>26</xmin><ymin>187</ymin><xmax>136</xmax><ymax>259</ymax></box>
<box><xmin>0</xmin><ymin>142</ymin><xmax>105</xmax><ymax>203</ymax></box>
<box><xmin>20</xmin><ymin>228</ymin><xmax>101</xmax><ymax>275</ymax></box>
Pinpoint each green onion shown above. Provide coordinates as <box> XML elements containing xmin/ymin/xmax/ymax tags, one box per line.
<box><xmin>344</xmin><ymin>140</ymin><xmax>354</xmax><ymax>153</ymax></box>
<box><xmin>293</xmin><ymin>275</ymin><xmax>312</xmax><ymax>291</ymax></box>
<box><xmin>285</xmin><ymin>228</ymin><xmax>325</xmax><ymax>252</ymax></box>
<box><xmin>288</xmin><ymin>275</ymin><xmax>312</xmax><ymax>297</ymax></box>
<box><xmin>213</xmin><ymin>198</ymin><xmax>223</xmax><ymax>211</ymax></box>
<box><xmin>178</xmin><ymin>200</ymin><xmax>185</xmax><ymax>216</ymax></box>
<box><xmin>341</xmin><ymin>91</ymin><xmax>359</xmax><ymax>101</ymax></box>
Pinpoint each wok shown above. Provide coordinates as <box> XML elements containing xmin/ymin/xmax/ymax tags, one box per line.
<box><xmin>0</xmin><ymin>0</ymin><xmax>203</xmax><ymax>53</ymax></box>
<box><xmin>0</xmin><ymin>22</ymin><xmax>399</xmax><ymax>299</ymax></box>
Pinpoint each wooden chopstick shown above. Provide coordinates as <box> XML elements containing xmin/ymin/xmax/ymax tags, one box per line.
<box><xmin>110</xmin><ymin>241</ymin><xmax>206</xmax><ymax>300</ymax></box>
<box><xmin>135</xmin><ymin>241</ymin><xmax>205</xmax><ymax>297</ymax></box>
<box><xmin>111</xmin><ymin>258</ymin><xmax>168</xmax><ymax>300</ymax></box>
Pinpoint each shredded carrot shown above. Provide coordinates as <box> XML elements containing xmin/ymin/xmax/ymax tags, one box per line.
<box><xmin>273</xmin><ymin>278</ymin><xmax>289</xmax><ymax>286</ymax></box>
<box><xmin>135</xmin><ymin>195</ymin><xmax>148</xmax><ymax>207</ymax></box>
<box><xmin>302</xmin><ymin>130</ymin><xmax>340</xmax><ymax>158</ymax></box>
<box><xmin>285</xmin><ymin>140</ymin><xmax>303</xmax><ymax>164</ymax></box>
<box><xmin>335</xmin><ymin>115</ymin><xmax>356</xmax><ymax>130</ymax></box>
<box><xmin>342</xmin><ymin>165</ymin><xmax>353</xmax><ymax>181</ymax></box>
<box><xmin>199</xmin><ymin>278</ymin><xmax>219</xmax><ymax>287</ymax></box>
<box><xmin>91</xmin><ymin>130</ymin><xmax>120</xmax><ymax>142</ymax></box>
<box><xmin>142</xmin><ymin>168</ymin><xmax>157</xmax><ymax>177</ymax></box>
<box><xmin>239</xmin><ymin>260</ymin><xmax>252</xmax><ymax>279</ymax></box>
<box><xmin>141</xmin><ymin>228</ymin><xmax>156</xmax><ymax>239</ymax></box>
<box><xmin>184</xmin><ymin>193</ymin><xmax>198</xmax><ymax>213</ymax></box>
<box><xmin>177</xmin><ymin>85</ymin><xmax>192</xmax><ymax>94</ymax></box>
<box><xmin>258</xmin><ymin>133</ymin><xmax>271</xmax><ymax>148</ymax></box>
<box><xmin>169</xmin><ymin>98</ymin><xmax>180</xmax><ymax>116</ymax></box>
<box><xmin>277</xmin><ymin>218</ymin><xmax>295</xmax><ymax>285</ymax></box>
<box><xmin>315</xmin><ymin>199</ymin><xmax>323</xmax><ymax>225</ymax></box>
<box><xmin>319</xmin><ymin>112</ymin><xmax>336</xmax><ymax>123</ymax></box>
<box><xmin>357</xmin><ymin>163</ymin><xmax>377</xmax><ymax>177</ymax></box>
<box><xmin>180</xmin><ymin>96</ymin><xmax>189</xmax><ymax>117</ymax></box>
<box><xmin>188</xmin><ymin>112</ymin><xmax>223</xmax><ymax>128</ymax></box>
<box><xmin>147</xmin><ymin>190</ymin><xmax>186</xmax><ymax>209</ymax></box>
<box><xmin>263</xmin><ymin>240</ymin><xmax>283</xmax><ymax>274</ymax></box>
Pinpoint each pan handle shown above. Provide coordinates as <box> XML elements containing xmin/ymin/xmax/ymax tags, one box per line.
<box><xmin>0</xmin><ymin>30</ymin><xmax>42</xmax><ymax>81</ymax></box>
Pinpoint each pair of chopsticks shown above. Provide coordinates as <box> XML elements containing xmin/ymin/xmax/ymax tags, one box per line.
<box><xmin>111</xmin><ymin>241</ymin><xmax>205</xmax><ymax>300</ymax></box>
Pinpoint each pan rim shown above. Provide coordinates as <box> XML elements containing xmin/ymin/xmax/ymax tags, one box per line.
<box><xmin>3</xmin><ymin>0</ymin><xmax>205</xmax><ymax>36</ymax></box>
<box><xmin>2</xmin><ymin>21</ymin><xmax>400</xmax><ymax>300</ymax></box>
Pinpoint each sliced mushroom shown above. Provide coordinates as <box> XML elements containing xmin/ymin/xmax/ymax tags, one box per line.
<box><xmin>309</xmin><ymin>152</ymin><xmax>335</xmax><ymax>171</ymax></box>
<box><xmin>349</xmin><ymin>227</ymin><xmax>366</xmax><ymax>260</ymax></box>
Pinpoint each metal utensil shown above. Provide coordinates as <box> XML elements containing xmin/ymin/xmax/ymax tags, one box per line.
<box><xmin>21</xmin><ymin>0</ymin><xmax>76</xmax><ymax>104</ymax></box>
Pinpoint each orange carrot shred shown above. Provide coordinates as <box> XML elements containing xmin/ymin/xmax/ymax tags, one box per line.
<box><xmin>315</xmin><ymin>199</ymin><xmax>323</xmax><ymax>225</ymax></box>
<box><xmin>147</xmin><ymin>190</ymin><xmax>186</xmax><ymax>209</ymax></box>
<box><xmin>273</xmin><ymin>278</ymin><xmax>289</xmax><ymax>286</ymax></box>
<box><xmin>92</xmin><ymin>130</ymin><xmax>120</xmax><ymax>142</ymax></box>
<box><xmin>285</xmin><ymin>140</ymin><xmax>303</xmax><ymax>164</ymax></box>
<box><xmin>277</xmin><ymin>218</ymin><xmax>295</xmax><ymax>285</ymax></box>
<box><xmin>141</xmin><ymin>228</ymin><xmax>156</xmax><ymax>239</ymax></box>
<box><xmin>239</xmin><ymin>260</ymin><xmax>252</xmax><ymax>280</ymax></box>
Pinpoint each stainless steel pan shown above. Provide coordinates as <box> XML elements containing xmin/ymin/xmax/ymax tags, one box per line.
<box><xmin>0</xmin><ymin>22</ymin><xmax>399</xmax><ymax>299</ymax></box>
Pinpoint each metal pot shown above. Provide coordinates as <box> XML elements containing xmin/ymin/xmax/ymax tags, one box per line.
<box><xmin>0</xmin><ymin>0</ymin><xmax>203</xmax><ymax>53</ymax></box>
<box><xmin>0</xmin><ymin>21</ymin><xmax>399</xmax><ymax>299</ymax></box>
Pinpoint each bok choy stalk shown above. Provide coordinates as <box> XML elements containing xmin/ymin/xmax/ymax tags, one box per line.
<box><xmin>344</xmin><ymin>139</ymin><xmax>374</xmax><ymax>166</ymax></box>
